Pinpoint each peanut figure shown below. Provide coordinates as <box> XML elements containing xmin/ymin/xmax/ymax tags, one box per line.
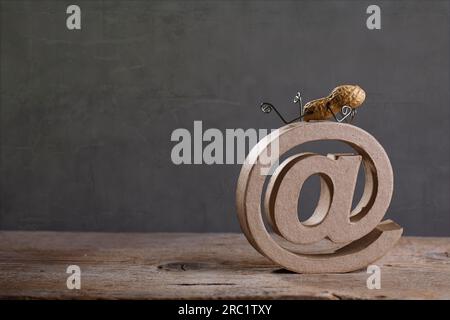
<box><xmin>260</xmin><ymin>85</ymin><xmax>366</xmax><ymax>124</ymax></box>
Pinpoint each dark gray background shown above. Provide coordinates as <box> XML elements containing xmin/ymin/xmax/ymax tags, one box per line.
<box><xmin>1</xmin><ymin>0</ymin><xmax>449</xmax><ymax>235</ymax></box>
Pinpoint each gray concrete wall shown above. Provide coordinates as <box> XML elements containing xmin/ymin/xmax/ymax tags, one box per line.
<box><xmin>1</xmin><ymin>0</ymin><xmax>449</xmax><ymax>235</ymax></box>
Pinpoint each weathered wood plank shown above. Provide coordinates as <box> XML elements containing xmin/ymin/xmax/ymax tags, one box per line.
<box><xmin>0</xmin><ymin>232</ymin><xmax>449</xmax><ymax>299</ymax></box>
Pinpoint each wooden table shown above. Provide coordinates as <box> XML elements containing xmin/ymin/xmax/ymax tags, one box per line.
<box><xmin>0</xmin><ymin>232</ymin><xmax>449</xmax><ymax>299</ymax></box>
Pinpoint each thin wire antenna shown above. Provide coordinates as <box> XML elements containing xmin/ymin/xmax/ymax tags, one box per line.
<box><xmin>260</xmin><ymin>102</ymin><xmax>289</xmax><ymax>124</ymax></box>
<box><xmin>260</xmin><ymin>91</ymin><xmax>305</xmax><ymax>124</ymax></box>
<box><xmin>260</xmin><ymin>102</ymin><xmax>304</xmax><ymax>124</ymax></box>
<box><xmin>293</xmin><ymin>92</ymin><xmax>304</xmax><ymax>121</ymax></box>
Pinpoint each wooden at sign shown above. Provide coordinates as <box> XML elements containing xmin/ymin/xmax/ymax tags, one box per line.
<box><xmin>236</xmin><ymin>121</ymin><xmax>403</xmax><ymax>273</ymax></box>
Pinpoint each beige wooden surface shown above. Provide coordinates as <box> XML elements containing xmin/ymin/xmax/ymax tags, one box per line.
<box><xmin>0</xmin><ymin>232</ymin><xmax>449</xmax><ymax>299</ymax></box>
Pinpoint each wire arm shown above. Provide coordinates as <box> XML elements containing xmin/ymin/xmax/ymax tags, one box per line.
<box><xmin>260</xmin><ymin>102</ymin><xmax>304</xmax><ymax>124</ymax></box>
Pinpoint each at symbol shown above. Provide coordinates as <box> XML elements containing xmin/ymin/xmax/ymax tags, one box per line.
<box><xmin>236</xmin><ymin>122</ymin><xmax>402</xmax><ymax>273</ymax></box>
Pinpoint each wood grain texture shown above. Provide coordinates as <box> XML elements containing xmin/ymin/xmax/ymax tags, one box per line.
<box><xmin>0</xmin><ymin>232</ymin><xmax>449</xmax><ymax>300</ymax></box>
